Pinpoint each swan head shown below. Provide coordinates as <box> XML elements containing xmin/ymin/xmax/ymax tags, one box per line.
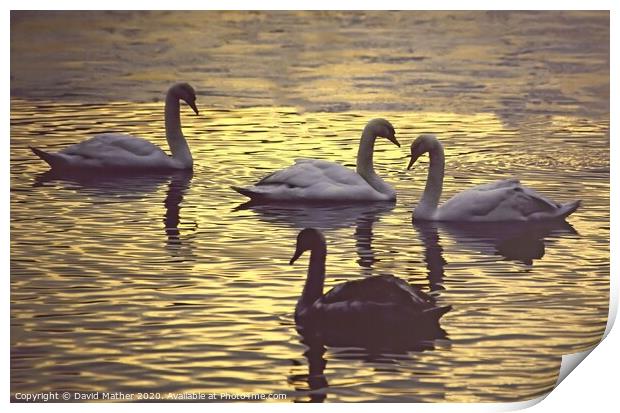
<box><xmin>171</xmin><ymin>82</ymin><xmax>199</xmax><ymax>115</ymax></box>
<box><xmin>408</xmin><ymin>134</ymin><xmax>438</xmax><ymax>169</ymax></box>
<box><xmin>289</xmin><ymin>228</ymin><xmax>326</xmax><ymax>265</ymax></box>
<box><xmin>365</xmin><ymin>118</ymin><xmax>400</xmax><ymax>147</ymax></box>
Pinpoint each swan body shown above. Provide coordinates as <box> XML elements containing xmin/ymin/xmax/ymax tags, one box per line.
<box><xmin>232</xmin><ymin>118</ymin><xmax>400</xmax><ymax>202</ymax></box>
<box><xmin>289</xmin><ymin>228</ymin><xmax>450</xmax><ymax>337</ymax></box>
<box><xmin>30</xmin><ymin>82</ymin><xmax>199</xmax><ymax>172</ymax></box>
<box><xmin>408</xmin><ymin>134</ymin><xmax>581</xmax><ymax>222</ymax></box>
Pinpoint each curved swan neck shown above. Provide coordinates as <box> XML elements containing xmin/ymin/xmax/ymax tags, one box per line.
<box><xmin>299</xmin><ymin>244</ymin><xmax>327</xmax><ymax>310</ymax></box>
<box><xmin>356</xmin><ymin>128</ymin><xmax>393</xmax><ymax>197</ymax></box>
<box><xmin>417</xmin><ymin>140</ymin><xmax>445</xmax><ymax>216</ymax></box>
<box><xmin>165</xmin><ymin>90</ymin><xmax>193</xmax><ymax>168</ymax></box>
<box><xmin>356</xmin><ymin>128</ymin><xmax>377</xmax><ymax>177</ymax></box>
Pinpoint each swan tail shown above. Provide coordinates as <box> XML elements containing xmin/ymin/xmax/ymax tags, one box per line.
<box><xmin>422</xmin><ymin>305</ymin><xmax>452</xmax><ymax>321</ymax></box>
<box><xmin>231</xmin><ymin>185</ymin><xmax>272</xmax><ymax>201</ymax></box>
<box><xmin>555</xmin><ymin>200</ymin><xmax>581</xmax><ymax>220</ymax></box>
<box><xmin>231</xmin><ymin>185</ymin><xmax>256</xmax><ymax>198</ymax></box>
<box><xmin>30</xmin><ymin>146</ymin><xmax>64</xmax><ymax>168</ymax></box>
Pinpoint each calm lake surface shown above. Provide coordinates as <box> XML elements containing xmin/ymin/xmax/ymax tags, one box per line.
<box><xmin>11</xmin><ymin>11</ymin><xmax>609</xmax><ymax>402</ymax></box>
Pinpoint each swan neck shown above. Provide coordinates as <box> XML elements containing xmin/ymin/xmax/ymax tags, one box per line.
<box><xmin>356</xmin><ymin>128</ymin><xmax>393</xmax><ymax>198</ymax></box>
<box><xmin>418</xmin><ymin>142</ymin><xmax>445</xmax><ymax>215</ymax></box>
<box><xmin>165</xmin><ymin>91</ymin><xmax>193</xmax><ymax>168</ymax></box>
<box><xmin>356</xmin><ymin>128</ymin><xmax>377</xmax><ymax>177</ymax></box>
<box><xmin>298</xmin><ymin>244</ymin><xmax>326</xmax><ymax>311</ymax></box>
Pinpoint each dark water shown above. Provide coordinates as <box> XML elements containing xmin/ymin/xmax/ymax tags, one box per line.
<box><xmin>11</xmin><ymin>11</ymin><xmax>609</xmax><ymax>402</ymax></box>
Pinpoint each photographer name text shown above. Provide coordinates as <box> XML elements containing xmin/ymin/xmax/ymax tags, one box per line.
<box><xmin>13</xmin><ymin>391</ymin><xmax>287</xmax><ymax>402</ymax></box>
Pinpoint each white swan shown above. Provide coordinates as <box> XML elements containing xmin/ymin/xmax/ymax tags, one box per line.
<box><xmin>232</xmin><ymin>118</ymin><xmax>400</xmax><ymax>202</ymax></box>
<box><xmin>407</xmin><ymin>134</ymin><xmax>581</xmax><ymax>222</ymax></box>
<box><xmin>290</xmin><ymin>228</ymin><xmax>450</xmax><ymax>338</ymax></box>
<box><xmin>30</xmin><ymin>83</ymin><xmax>199</xmax><ymax>171</ymax></box>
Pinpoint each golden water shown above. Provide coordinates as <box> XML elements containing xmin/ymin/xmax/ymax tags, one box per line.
<box><xmin>11</xmin><ymin>11</ymin><xmax>609</xmax><ymax>402</ymax></box>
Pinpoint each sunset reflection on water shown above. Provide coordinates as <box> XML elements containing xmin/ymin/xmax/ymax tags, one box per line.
<box><xmin>11</xmin><ymin>11</ymin><xmax>608</xmax><ymax>402</ymax></box>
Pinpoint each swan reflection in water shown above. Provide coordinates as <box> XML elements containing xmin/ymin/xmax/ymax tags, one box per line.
<box><xmin>33</xmin><ymin>170</ymin><xmax>196</xmax><ymax>255</ymax></box>
<box><xmin>413</xmin><ymin>218</ymin><xmax>578</xmax><ymax>265</ymax></box>
<box><xmin>161</xmin><ymin>171</ymin><xmax>196</xmax><ymax>251</ymax></box>
<box><xmin>412</xmin><ymin>219</ymin><xmax>578</xmax><ymax>292</ymax></box>
<box><xmin>237</xmin><ymin>201</ymin><xmax>394</xmax><ymax>274</ymax></box>
<box><xmin>290</xmin><ymin>333</ymin><xmax>446</xmax><ymax>403</ymax></box>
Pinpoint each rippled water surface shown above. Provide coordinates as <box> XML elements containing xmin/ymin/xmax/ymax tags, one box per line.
<box><xmin>11</xmin><ymin>11</ymin><xmax>609</xmax><ymax>402</ymax></box>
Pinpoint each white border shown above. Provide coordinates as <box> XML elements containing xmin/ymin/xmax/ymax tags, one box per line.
<box><xmin>4</xmin><ymin>2</ymin><xmax>616</xmax><ymax>412</ymax></box>
<box><xmin>2</xmin><ymin>0</ymin><xmax>618</xmax><ymax>10</ymax></box>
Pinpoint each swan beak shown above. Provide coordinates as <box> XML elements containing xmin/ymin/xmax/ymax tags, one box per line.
<box><xmin>289</xmin><ymin>248</ymin><xmax>304</xmax><ymax>265</ymax></box>
<box><xmin>188</xmin><ymin>101</ymin><xmax>199</xmax><ymax>115</ymax></box>
<box><xmin>388</xmin><ymin>135</ymin><xmax>401</xmax><ymax>147</ymax></box>
<box><xmin>407</xmin><ymin>154</ymin><xmax>419</xmax><ymax>170</ymax></box>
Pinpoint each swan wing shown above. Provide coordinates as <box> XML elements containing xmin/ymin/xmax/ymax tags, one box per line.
<box><xmin>439</xmin><ymin>180</ymin><xmax>567</xmax><ymax>221</ymax></box>
<box><xmin>235</xmin><ymin>158</ymin><xmax>387</xmax><ymax>202</ymax></box>
<box><xmin>62</xmin><ymin>134</ymin><xmax>167</xmax><ymax>157</ymax></box>
<box><xmin>258</xmin><ymin>159</ymin><xmax>366</xmax><ymax>187</ymax></box>
<box><xmin>56</xmin><ymin>134</ymin><xmax>171</xmax><ymax>169</ymax></box>
<box><xmin>303</xmin><ymin>276</ymin><xmax>449</xmax><ymax>334</ymax></box>
<box><xmin>321</xmin><ymin>275</ymin><xmax>435</xmax><ymax>310</ymax></box>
